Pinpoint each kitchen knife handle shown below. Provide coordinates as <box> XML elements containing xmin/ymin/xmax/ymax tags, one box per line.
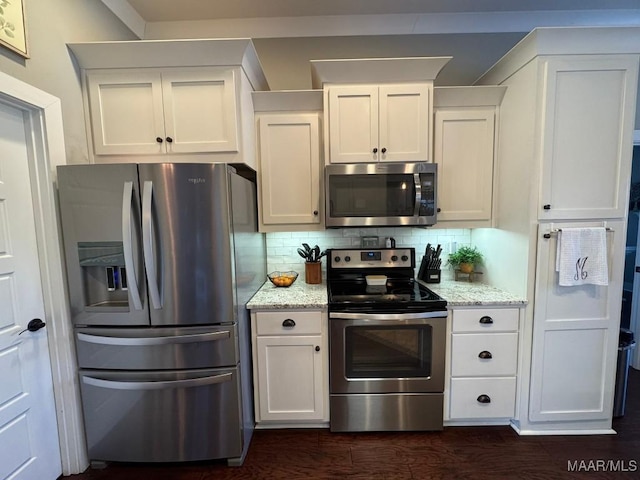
<box><xmin>122</xmin><ymin>181</ymin><xmax>142</xmax><ymax>310</ymax></box>
<box><xmin>142</xmin><ymin>180</ymin><xmax>162</xmax><ymax>309</ymax></box>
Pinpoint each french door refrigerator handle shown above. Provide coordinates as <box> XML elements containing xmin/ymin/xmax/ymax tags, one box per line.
<box><xmin>81</xmin><ymin>372</ymin><xmax>233</xmax><ymax>391</ymax></box>
<box><xmin>142</xmin><ymin>180</ymin><xmax>162</xmax><ymax>309</ymax></box>
<box><xmin>122</xmin><ymin>181</ymin><xmax>143</xmax><ymax>310</ymax></box>
<box><xmin>77</xmin><ymin>330</ymin><xmax>231</xmax><ymax>346</ymax></box>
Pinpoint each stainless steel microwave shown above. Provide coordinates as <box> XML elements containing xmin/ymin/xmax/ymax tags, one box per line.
<box><xmin>325</xmin><ymin>163</ymin><xmax>437</xmax><ymax>227</ymax></box>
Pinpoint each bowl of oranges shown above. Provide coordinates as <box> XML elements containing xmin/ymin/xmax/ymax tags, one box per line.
<box><xmin>267</xmin><ymin>271</ymin><xmax>299</xmax><ymax>288</ymax></box>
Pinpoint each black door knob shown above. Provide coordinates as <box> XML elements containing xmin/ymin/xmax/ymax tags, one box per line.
<box><xmin>19</xmin><ymin>318</ymin><xmax>46</xmax><ymax>335</ymax></box>
<box><xmin>315</xmin><ymin>346</ymin><xmax>320</xmax><ymax>352</ymax></box>
<box><xmin>381</xmin><ymin>147</ymin><xmax>387</xmax><ymax>153</ymax></box>
<box><xmin>373</xmin><ymin>148</ymin><xmax>378</xmax><ymax>154</ymax></box>
<box><xmin>156</xmin><ymin>137</ymin><xmax>163</xmax><ymax>143</ymax></box>
<box><xmin>166</xmin><ymin>137</ymin><xmax>173</xmax><ymax>143</ymax></box>
<box><xmin>543</xmin><ymin>204</ymin><xmax>551</xmax><ymax>210</ymax></box>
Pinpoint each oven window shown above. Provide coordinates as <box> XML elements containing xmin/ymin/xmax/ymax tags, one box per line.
<box><xmin>344</xmin><ymin>325</ymin><xmax>432</xmax><ymax>378</ymax></box>
<box><xmin>328</xmin><ymin>174</ymin><xmax>415</xmax><ymax>217</ymax></box>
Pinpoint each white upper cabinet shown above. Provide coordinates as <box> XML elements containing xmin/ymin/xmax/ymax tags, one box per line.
<box><xmin>432</xmin><ymin>86</ymin><xmax>506</xmax><ymax>227</ymax></box>
<box><xmin>327</xmin><ymin>83</ymin><xmax>431</xmax><ymax>163</ymax></box>
<box><xmin>257</xmin><ymin>113</ymin><xmax>322</xmax><ymax>228</ymax></box>
<box><xmin>538</xmin><ymin>55</ymin><xmax>638</xmax><ymax>220</ymax></box>
<box><xmin>434</xmin><ymin>106</ymin><xmax>496</xmax><ymax>223</ymax></box>
<box><xmin>252</xmin><ymin>90</ymin><xmax>324</xmax><ymax>232</ymax></box>
<box><xmin>87</xmin><ymin>67</ymin><xmax>238</xmax><ymax>156</ymax></box>
<box><xmin>310</xmin><ymin>57</ymin><xmax>451</xmax><ymax>165</ymax></box>
<box><xmin>67</xmin><ymin>39</ymin><xmax>269</xmax><ymax>166</ymax></box>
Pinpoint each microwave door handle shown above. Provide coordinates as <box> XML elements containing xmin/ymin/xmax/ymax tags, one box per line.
<box><xmin>122</xmin><ymin>181</ymin><xmax>142</xmax><ymax>310</ymax></box>
<box><xmin>413</xmin><ymin>173</ymin><xmax>421</xmax><ymax>217</ymax></box>
<box><xmin>142</xmin><ymin>180</ymin><xmax>162</xmax><ymax>309</ymax></box>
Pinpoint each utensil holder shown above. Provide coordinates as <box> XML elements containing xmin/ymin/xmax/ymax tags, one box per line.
<box><xmin>305</xmin><ymin>262</ymin><xmax>322</xmax><ymax>284</ymax></box>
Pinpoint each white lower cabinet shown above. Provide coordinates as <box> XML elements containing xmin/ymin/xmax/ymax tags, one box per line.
<box><xmin>447</xmin><ymin>307</ymin><xmax>520</xmax><ymax>423</ymax></box>
<box><xmin>251</xmin><ymin>310</ymin><xmax>329</xmax><ymax>425</ymax></box>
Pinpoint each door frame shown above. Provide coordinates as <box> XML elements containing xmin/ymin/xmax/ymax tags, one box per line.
<box><xmin>0</xmin><ymin>71</ymin><xmax>87</xmax><ymax>474</ymax></box>
<box><xmin>632</xmin><ymin>129</ymin><xmax>640</xmax><ymax>370</ymax></box>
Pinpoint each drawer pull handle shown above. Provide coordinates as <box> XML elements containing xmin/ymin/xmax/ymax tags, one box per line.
<box><xmin>477</xmin><ymin>394</ymin><xmax>491</xmax><ymax>404</ymax></box>
<box><xmin>282</xmin><ymin>319</ymin><xmax>296</xmax><ymax>328</ymax></box>
<box><xmin>478</xmin><ymin>350</ymin><xmax>493</xmax><ymax>359</ymax></box>
<box><xmin>479</xmin><ymin>316</ymin><xmax>493</xmax><ymax>325</ymax></box>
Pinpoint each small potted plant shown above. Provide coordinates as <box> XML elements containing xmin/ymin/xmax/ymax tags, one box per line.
<box><xmin>297</xmin><ymin>243</ymin><xmax>326</xmax><ymax>284</ymax></box>
<box><xmin>447</xmin><ymin>246</ymin><xmax>483</xmax><ymax>274</ymax></box>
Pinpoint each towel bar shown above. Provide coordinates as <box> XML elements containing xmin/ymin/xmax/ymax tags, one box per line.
<box><xmin>542</xmin><ymin>227</ymin><xmax>613</xmax><ymax>239</ymax></box>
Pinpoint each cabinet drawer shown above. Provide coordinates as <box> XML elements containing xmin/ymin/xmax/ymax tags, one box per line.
<box><xmin>255</xmin><ymin>311</ymin><xmax>323</xmax><ymax>336</ymax></box>
<box><xmin>451</xmin><ymin>333</ymin><xmax>518</xmax><ymax>377</ymax></box>
<box><xmin>452</xmin><ymin>308</ymin><xmax>519</xmax><ymax>333</ymax></box>
<box><xmin>450</xmin><ymin>377</ymin><xmax>516</xmax><ymax>419</ymax></box>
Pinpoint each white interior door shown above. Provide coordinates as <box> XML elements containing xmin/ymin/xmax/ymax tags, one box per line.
<box><xmin>0</xmin><ymin>102</ymin><xmax>62</xmax><ymax>479</ymax></box>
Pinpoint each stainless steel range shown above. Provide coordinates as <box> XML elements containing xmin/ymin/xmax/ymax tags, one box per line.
<box><xmin>327</xmin><ymin>247</ymin><xmax>447</xmax><ymax>432</ymax></box>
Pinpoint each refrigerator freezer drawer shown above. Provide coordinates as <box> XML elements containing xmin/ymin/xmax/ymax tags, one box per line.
<box><xmin>80</xmin><ymin>367</ymin><xmax>243</xmax><ymax>462</ymax></box>
<box><xmin>75</xmin><ymin>325</ymin><xmax>238</xmax><ymax>370</ymax></box>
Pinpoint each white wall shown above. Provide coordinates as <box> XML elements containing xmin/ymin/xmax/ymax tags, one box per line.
<box><xmin>0</xmin><ymin>0</ymin><xmax>136</xmax><ymax>165</ymax></box>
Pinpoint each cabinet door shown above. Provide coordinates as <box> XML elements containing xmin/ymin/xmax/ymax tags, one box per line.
<box><xmin>539</xmin><ymin>55</ymin><xmax>638</xmax><ymax>220</ymax></box>
<box><xmin>379</xmin><ymin>84</ymin><xmax>431</xmax><ymax>162</ymax></box>
<box><xmin>434</xmin><ymin>107</ymin><xmax>495</xmax><ymax>221</ymax></box>
<box><xmin>87</xmin><ymin>70</ymin><xmax>166</xmax><ymax>155</ymax></box>
<box><xmin>255</xmin><ymin>336</ymin><xmax>325</xmax><ymax>421</ymax></box>
<box><xmin>328</xmin><ymin>85</ymin><xmax>378</xmax><ymax>163</ymax></box>
<box><xmin>258</xmin><ymin>114</ymin><xmax>321</xmax><ymax>226</ymax></box>
<box><xmin>529</xmin><ymin>220</ymin><xmax>624</xmax><ymax>422</ymax></box>
<box><xmin>161</xmin><ymin>68</ymin><xmax>238</xmax><ymax>154</ymax></box>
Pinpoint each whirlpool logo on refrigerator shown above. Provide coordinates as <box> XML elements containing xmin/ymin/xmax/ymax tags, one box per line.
<box><xmin>188</xmin><ymin>177</ymin><xmax>206</xmax><ymax>184</ymax></box>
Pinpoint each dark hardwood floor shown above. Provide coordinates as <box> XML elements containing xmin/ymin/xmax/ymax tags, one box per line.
<box><xmin>66</xmin><ymin>369</ymin><xmax>640</xmax><ymax>479</ymax></box>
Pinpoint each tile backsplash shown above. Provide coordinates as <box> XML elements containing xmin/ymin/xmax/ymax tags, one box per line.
<box><xmin>265</xmin><ymin>227</ymin><xmax>471</xmax><ymax>276</ymax></box>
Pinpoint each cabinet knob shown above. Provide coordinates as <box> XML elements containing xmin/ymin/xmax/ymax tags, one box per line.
<box><xmin>315</xmin><ymin>346</ymin><xmax>320</xmax><ymax>352</ymax></box>
<box><xmin>373</xmin><ymin>148</ymin><xmax>378</xmax><ymax>154</ymax></box>
<box><xmin>479</xmin><ymin>316</ymin><xmax>493</xmax><ymax>325</ymax></box>
<box><xmin>282</xmin><ymin>319</ymin><xmax>296</xmax><ymax>328</ymax></box>
<box><xmin>166</xmin><ymin>137</ymin><xmax>173</xmax><ymax>143</ymax></box>
<box><xmin>478</xmin><ymin>350</ymin><xmax>493</xmax><ymax>359</ymax></box>
<box><xmin>477</xmin><ymin>394</ymin><xmax>491</xmax><ymax>404</ymax></box>
<box><xmin>156</xmin><ymin>137</ymin><xmax>163</xmax><ymax>143</ymax></box>
<box><xmin>313</xmin><ymin>210</ymin><xmax>319</xmax><ymax>216</ymax></box>
<box><xmin>436</xmin><ymin>208</ymin><xmax>441</xmax><ymax>213</ymax></box>
<box><xmin>381</xmin><ymin>147</ymin><xmax>387</xmax><ymax>154</ymax></box>
<box><xmin>543</xmin><ymin>204</ymin><xmax>551</xmax><ymax>210</ymax></box>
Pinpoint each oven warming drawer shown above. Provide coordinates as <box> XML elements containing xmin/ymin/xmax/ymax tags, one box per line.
<box><xmin>330</xmin><ymin>393</ymin><xmax>444</xmax><ymax>432</ymax></box>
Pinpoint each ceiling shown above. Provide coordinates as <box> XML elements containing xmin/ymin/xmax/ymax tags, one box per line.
<box><xmin>124</xmin><ymin>0</ymin><xmax>640</xmax><ymax>22</ymax></box>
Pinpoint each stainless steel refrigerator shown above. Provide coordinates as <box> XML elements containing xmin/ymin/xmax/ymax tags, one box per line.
<box><xmin>56</xmin><ymin>163</ymin><xmax>265</xmax><ymax>465</ymax></box>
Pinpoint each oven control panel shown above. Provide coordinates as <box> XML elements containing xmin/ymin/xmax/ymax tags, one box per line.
<box><xmin>329</xmin><ymin>248</ymin><xmax>414</xmax><ymax>268</ymax></box>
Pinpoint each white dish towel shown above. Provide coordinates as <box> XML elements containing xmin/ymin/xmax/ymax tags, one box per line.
<box><xmin>555</xmin><ymin>227</ymin><xmax>609</xmax><ymax>287</ymax></box>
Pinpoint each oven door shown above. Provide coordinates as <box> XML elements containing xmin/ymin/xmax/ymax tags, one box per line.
<box><xmin>329</xmin><ymin>311</ymin><xmax>446</xmax><ymax>394</ymax></box>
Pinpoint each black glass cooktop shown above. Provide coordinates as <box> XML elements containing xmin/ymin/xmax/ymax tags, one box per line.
<box><xmin>328</xmin><ymin>278</ymin><xmax>447</xmax><ymax>312</ymax></box>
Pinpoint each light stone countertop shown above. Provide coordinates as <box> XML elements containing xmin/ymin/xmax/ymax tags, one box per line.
<box><xmin>247</xmin><ymin>277</ymin><xmax>526</xmax><ymax>310</ymax></box>
<box><xmin>247</xmin><ymin>280</ymin><xmax>328</xmax><ymax>310</ymax></box>
<box><xmin>424</xmin><ymin>279</ymin><xmax>527</xmax><ymax>307</ymax></box>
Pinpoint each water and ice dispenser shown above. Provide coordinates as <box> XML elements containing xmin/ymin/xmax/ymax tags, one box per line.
<box><xmin>78</xmin><ymin>242</ymin><xmax>128</xmax><ymax>309</ymax></box>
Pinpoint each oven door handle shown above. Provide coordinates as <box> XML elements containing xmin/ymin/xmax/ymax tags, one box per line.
<box><xmin>329</xmin><ymin>311</ymin><xmax>447</xmax><ymax>320</ymax></box>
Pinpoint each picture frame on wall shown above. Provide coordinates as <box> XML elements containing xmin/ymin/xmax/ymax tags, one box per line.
<box><xmin>0</xmin><ymin>0</ymin><xmax>28</xmax><ymax>58</ymax></box>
